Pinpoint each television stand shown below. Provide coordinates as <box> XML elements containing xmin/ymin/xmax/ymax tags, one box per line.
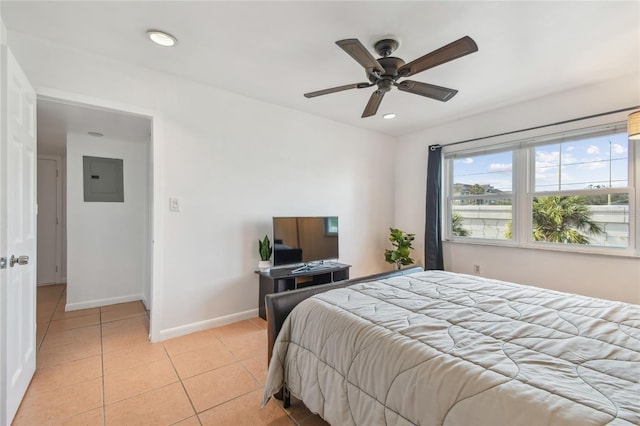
<box><xmin>256</xmin><ymin>262</ymin><xmax>351</xmax><ymax>320</ymax></box>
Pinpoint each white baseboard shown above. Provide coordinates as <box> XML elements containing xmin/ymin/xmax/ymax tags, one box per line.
<box><xmin>37</xmin><ymin>277</ymin><xmax>68</xmax><ymax>286</ymax></box>
<box><xmin>66</xmin><ymin>293</ymin><xmax>144</xmax><ymax>311</ymax></box>
<box><xmin>156</xmin><ymin>308</ymin><xmax>259</xmax><ymax>342</ymax></box>
<box><xmin>37</xmin><ymin>281</ymin><xmax>63</xmax><ymax>286</ymax></box>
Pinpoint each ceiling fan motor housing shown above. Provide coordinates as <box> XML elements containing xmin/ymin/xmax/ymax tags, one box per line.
<box><xmin>367</xmin><ymin>56</ymin><xmax>406</xmax><ymax>83</ymax></box>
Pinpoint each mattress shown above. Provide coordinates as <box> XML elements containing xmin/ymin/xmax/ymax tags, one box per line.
<box><xmin>263</xmin><ymin>270</ymin><xmax>640</xmax><ymax>425</ymax></box>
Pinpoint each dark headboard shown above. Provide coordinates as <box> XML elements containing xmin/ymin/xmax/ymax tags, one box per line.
<box><xmin>265</xmin><ymin>266</ymin><xmax>424</xmax><ymax>363</ymax></box>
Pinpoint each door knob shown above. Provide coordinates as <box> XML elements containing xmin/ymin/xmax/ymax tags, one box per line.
<box><xmin>9</xmin><ymin>255</ymin><xmax>29</xmax><ymax>267</ymax></box>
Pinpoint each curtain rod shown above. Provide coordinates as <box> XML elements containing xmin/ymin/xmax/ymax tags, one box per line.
<box><xmin>442</xmin><ymin>105</ymin><xmax>640</xmax><ymax>149</ymax></box>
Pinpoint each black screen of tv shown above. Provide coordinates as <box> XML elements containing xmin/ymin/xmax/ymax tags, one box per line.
<box><xmin>273</xmin><ymin>217</ymin><xmax>338</xmax><ymax>266</ymax></box>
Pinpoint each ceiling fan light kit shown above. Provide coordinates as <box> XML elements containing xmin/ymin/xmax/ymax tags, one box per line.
<box><xmin>304</xmin><ymin>35</ymin><xmax>478</xmax><ymax>118</ymax></box>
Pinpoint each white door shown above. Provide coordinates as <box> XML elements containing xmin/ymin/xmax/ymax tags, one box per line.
<box><xmin>0</xmin><ymin>47</ymin><xmax>37</xmax><ymax>425</ymax></box>
<box><xmin>37</xmin><ymin>157</ymin><xmax>61</xmax><ymax>285</ymax></box>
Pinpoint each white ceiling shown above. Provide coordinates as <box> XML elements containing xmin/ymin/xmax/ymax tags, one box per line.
<box><xmin>37</xmin><ymin>98</ymin><xmax>152</xmax><ymax>156</ymax></box>
<box><xmin>3</xmin><ymin>1</ymin><xmax>639</xmax><ymax>140</ymax></box>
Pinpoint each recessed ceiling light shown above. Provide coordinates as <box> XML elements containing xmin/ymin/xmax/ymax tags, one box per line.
<box><xmin>146</xmin><ymin>30</ymin><xmax>177</xmax><ymax>47</ymax></box>
<box><xmin>383</xmin><ymin>113</ymin><xmax>397</xmax><ymax>120</ymax></box>
<box><xmin>88</xmin><ymin>131</ymin><xmax>103</xmax><ymax>137</ymax></box>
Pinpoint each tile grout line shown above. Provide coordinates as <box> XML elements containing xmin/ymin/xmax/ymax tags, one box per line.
<box><xmin>37</xmin><ymin>285</ymin><xmax>66</xmax><ymax>353</ymax></box>
<box><xmin>31</xmin><ymin>295</ymin><xmax>164</xmax><ymax>425</ymax></box>
<box><xmin>243</xmin><ymin>319</ymin><xmax>308</xmax><ymax>425</ymax></box>
<box><xmin>29</xmin><ymin>285</ymin><xmax>103</xmax><ymax>425</ymax></box>
<box><xmin>99</xmin><ymin>305</ymin><xmax>107</xmax><ymax>426</ymax></box>
<box><xmin>209</xmin><ymin>324</ymin><xmax>300</xmax><ymax>423</ymax></box>
<box><xmin>162</xmin><ymin>344</ymin><xmax>203</xmax><ymax>425</ymax></box>
<box><xmin>197</xmin><ymin>337</ymin><xmax>271</xmax><ymax>416</ymax></box>
<box><xmin>163</xmin><ymin>328</ymin><xmax>266</xmax><ymax>422</ymax></box>
<box><xmin>100</xmin><ymin>302</ymin><xmax>152</xmax><ymax>424</ymax></box>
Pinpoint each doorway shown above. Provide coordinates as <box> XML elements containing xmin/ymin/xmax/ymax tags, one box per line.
<box><xmin>36</xmin><ymin>96</ymin><xmax>154</xmax><ymax>331</ymax></box>
<box><xmin>36</xmin><ymin>155</ymin><xmax>62</xmax><ymax>286</ymax></box>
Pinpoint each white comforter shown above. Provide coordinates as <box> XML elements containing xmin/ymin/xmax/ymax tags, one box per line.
<box><xmin>263</xmin><ymin>271</ymin><xmax>640</xmax><ymax>425</ymax></box>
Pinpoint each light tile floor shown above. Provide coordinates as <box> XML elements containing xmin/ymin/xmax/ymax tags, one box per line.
<box><xmin>13</xmin><ymin>284</ymin><xmax>328</xmax><ymax>425</ymax></box>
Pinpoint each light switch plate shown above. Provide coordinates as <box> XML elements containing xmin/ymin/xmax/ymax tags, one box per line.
<box><xmin>169</xmin><ymin>197</ymin><xmax>180</xmax><ymax>212</ymax></box>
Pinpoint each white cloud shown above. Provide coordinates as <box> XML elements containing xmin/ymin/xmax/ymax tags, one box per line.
<box><xmin>586</xmin><ymin>145</ymin><xmax>600</xmax><ymax>155</ymax></box>
<box><xmin>480</xmin><ymin>177</ymin><xmax>512</xmax><ymax>191</ymax></box>
<box><xmin>565</xmin><ymin>146</ymin><xmax>575</xmax><ymax>152</ymax></box>
<box><xmin>461</xmin><ymin>158</ymin><xmax>474</xmax><ymax>164</ymax></box>
<box><xmin>536</xmin><ymin>150</ymin><xmax>559</xmax><ymax>170</ymax></box>
<box><xmin>536</xmin><ymin>151</ymin><xmax>559</xmax><ymax>163</ymax></box>
<box><xmin>612</xmin><ymin>143</ymin><xmax>627</xmax><ymax>154</ymax></box>
<box><xmin>489</xmin><ymin>163</ymin><xmax>512</xmax><ymax>172</ymax></box>
<box><xmin>534</xmin><ymin>171</ymin><xmax>558</xmax><ymax>187</ymax></box>
<box><xmin>578</xmin><ymin>161</ymin><xmax>606</xmax><ymax>171</ymax></box>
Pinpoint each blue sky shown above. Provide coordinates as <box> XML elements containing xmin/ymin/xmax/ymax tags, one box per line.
<box><xmin>453</xmin><ymin>132</ymin><xmax>628</xmax><ymax>193</ymax></box>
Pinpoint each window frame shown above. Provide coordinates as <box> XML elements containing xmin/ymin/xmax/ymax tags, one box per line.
<box><xmin>447</xmin><ymin>150</ymin><xmax>516</xmax><ymax>244</ymax></box>
<box><xmin>443</xmin><ymin>121</ymin><xmax>638</xmax><ymax>257</ymax></box>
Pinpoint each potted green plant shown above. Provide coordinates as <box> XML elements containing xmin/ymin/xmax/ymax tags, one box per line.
<box><xmin>258</xmin><ymin>235</ymin><xmax>273</xmax><ymax>270</ymax></box>
<box><xmin>384</xmin><ymin>228</ymin><xmax>415</xmax><ymax>270</ymax></box>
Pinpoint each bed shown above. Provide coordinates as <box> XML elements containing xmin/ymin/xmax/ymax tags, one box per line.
<box><xmin>262</xmin><ymin>269</ymin><xmax>640</xmax><ymax>425</ymax></box>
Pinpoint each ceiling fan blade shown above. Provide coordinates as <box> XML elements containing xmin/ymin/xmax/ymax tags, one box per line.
<box><xmin>398</xmin><ymin>36</ymin><xmax>478</xmax><ymax>78</ymax></box>
<box><xmin>362</xmin><ymin>90</ymin><xmax>385</xmax><ymax>118</ymax></box>
<box><xmin>336</xmin><ymin>39</ymin><xmax>385</xmax><ymax>75</ymax></box>
<box><xmin>397</xmin><ymin>80</ymin><xmax>458</xmax><ymax>102</ymax></box>
<box><xmin>304</xmin><ymin>82</ymin><xmax>372</xmax><ymax>98</ymax></box>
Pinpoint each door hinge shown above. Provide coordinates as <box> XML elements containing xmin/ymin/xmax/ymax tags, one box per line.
<box><xmin>56</xmin><ymin>265</ymin><xmax>58</xmax><ymax>272</ymax></box>
<box><xmin>56</xmin><ymin>217</ymin><xmax>59</xmax><ymax>225</ymax></box>
<box><xmin>56</xmin><ymin>169</ymin><xmax>59</xmax><ymax>177</ymax></box>
<box><xmin>0</xmin><ymin>257</ymin><xmax>6</xmax><ymax>269</ymax></box>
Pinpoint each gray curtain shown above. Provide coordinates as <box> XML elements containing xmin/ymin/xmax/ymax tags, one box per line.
<box><xmin>425</xmin><ymin>145</ymin><xmax>444</xmax><ymax>270</ymax></box>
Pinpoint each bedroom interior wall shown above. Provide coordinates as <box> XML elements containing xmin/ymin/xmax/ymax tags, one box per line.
<box><xmin>6</xmin><ymin>31</ymin><xmax>398</xmax><ymax>338</ymax></box>
<box><xmin>66</xmin><ymin>134</ymin><xmax>149</xmax><ymax>310</ymax></box>
<box><xmin>395</xmin><ymin>72</ymin><xmax>640</xmax><ymax>304</ymax></box>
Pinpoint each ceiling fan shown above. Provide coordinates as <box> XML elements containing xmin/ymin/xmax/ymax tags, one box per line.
<box><xmin>304</xmin><ymin>36</ymin><xmax>478</xmax><ymax>118</ymax></box>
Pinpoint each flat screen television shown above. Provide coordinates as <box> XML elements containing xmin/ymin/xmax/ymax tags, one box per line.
<box><xmin>272</xmin><ymin>216</ymin><xmax>339</xmax><ymax>267</ymax></box>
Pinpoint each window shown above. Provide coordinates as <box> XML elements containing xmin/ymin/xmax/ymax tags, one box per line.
<box><xmin>532</xmin><ymin>133</ymin><xmax>629</xmax><ymax>247</ymax></box>
<box><xmin>450</xmin><ymin>151</ymin><xmax>513</xmax><ymax>240</ymax></box>
<box><xmin>445</xmin><ymin>123</ymin><xmax>636</xmax><ymax>253</ymax></box>
<box><xmin>325</xmin><ymin>216</ymin><xmax>339</xmax><ymax>235</ymax></box>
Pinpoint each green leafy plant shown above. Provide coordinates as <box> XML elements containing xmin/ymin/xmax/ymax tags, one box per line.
<box><xmin>258</xmin><ymin>235</ymin><xmax>272</xmax><ymax>261</ymax></box>
<box><xmin>451</xmin><ymin>212</ymin><xmax>470</xmax><ymax>236</ymax></box>
<box><xmin>384</xmin><ymin>228</ymin><xmax>415</xmax><ymax>270</ymax></box>
<box><xmin>504</xmin><ymin>195</ymin><xmax>603</xmax><ymax>244</ymax></box>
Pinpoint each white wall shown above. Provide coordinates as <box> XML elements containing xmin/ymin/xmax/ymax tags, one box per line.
<box><xmin>66</xmin><ymin>134</ymin><xmax>149</xmax><ymax>310</ymax></box>
<box><xmin>7</xmin><ymin>32</ymin><xmax>398</xmax><ymax>338</ymax></box>
<box><xmin>396</xmin><ymin>73</ymin><xmax>640</xmax><ymax>304</ymax></box>
<box><xmin>155</xmin><ymin>62</ymin><xmax>396</xmax><ymax>337</ymax></box>
<box><xmin>442</xmin><ymin>243</ymin><xmax>640</xmax><ymax>304</ymax></box>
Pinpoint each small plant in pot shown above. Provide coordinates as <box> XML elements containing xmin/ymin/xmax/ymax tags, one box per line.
<box><xmin>258</xmin><ymin>235</ymin><xmax>273</xmax><ymax>270</ymax></box>
<box><xmin>384</xmin><ymin>228</ymin><xmax>415</xmax><ymax>270</ymax></box>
